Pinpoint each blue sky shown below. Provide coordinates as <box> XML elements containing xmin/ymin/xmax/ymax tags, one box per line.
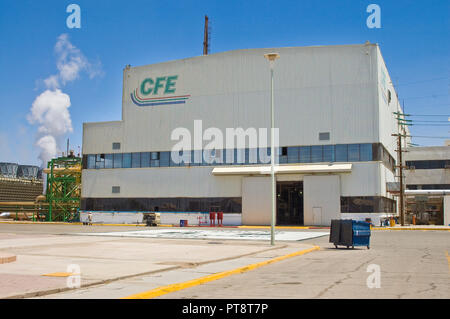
<box><xmin>0</xmin><ymin>0</ymin><xmax>448</xmax><ymax>166</ymax></box>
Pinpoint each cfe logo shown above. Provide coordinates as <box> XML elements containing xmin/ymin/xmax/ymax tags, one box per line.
<box><xmin>131</xmin><ymin>75</ymin><xmax>190</xmax><ymax>107</ymax></box>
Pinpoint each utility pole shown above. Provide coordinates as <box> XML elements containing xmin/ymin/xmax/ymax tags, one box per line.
<box><xmin>393</xmin><ymin>111</ymin><xmax>411</xmax><ymax>226</ymax></box>
<box><xmin>203</xmin><ymin>15</ymin><xmax>209</xmax><ymax>55</ymax></box>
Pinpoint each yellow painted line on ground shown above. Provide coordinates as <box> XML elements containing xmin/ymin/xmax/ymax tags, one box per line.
<box><xmin>446</xmin><ymin>251</ymin><xmax>450</xmax><ymax>274</ymax></box>
<box><xmin>371</xmin><ymin>227</ymin><xmax>450</xmax><ymax>231</ymax></box>
<box><xmin>42</xmin><ymin>272</ymin><xmax>74</xmax><ymax>277</ymax></box>
<box><xmin>0</xmin><ymin>221</ymin><xmax>83</xmax><ymax>225</ymax></box>
<box><xmin>122</xmin><ymin>245</ymin><xmax>320</xmax><ymax>299</ymax></box>
<box><xmin>0</xmin><ymin>221</ymin><xmax>174</xmax><ymax>227</ymax></box>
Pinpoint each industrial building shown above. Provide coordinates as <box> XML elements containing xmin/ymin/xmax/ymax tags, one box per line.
<box><xmin>81</xmin><ymin>43</ymin><xmax>403</xmax><ymax>226</ymax></box>
<box><xmin>0</xmin><ymin>163</ymin><xmax>42</xmax><ymax>203</ymax></box>
<box><xmin>0</xmin><ymin>156</ymin><xmax>81</xmax><ymax>222</ymax></box>
<box><xmin>404</xmin><ymin>145</ymin><xmax>450</xmax><ymax>225</ymax></box>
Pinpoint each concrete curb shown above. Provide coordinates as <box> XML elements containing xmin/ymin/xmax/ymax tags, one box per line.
<box><xmin>372</xmin><ymin>227</ymin><xmax>450</xmax><ymax>231</ymax></box>
<box><xmin>2</xmin><ymin>244</ymin><xmax>288</xmax><ymax>299</ymax></box>
<box><xmin>123</xmin><ymin>245</ymin><xmax>321</xmax><ymax>299</ymax></box>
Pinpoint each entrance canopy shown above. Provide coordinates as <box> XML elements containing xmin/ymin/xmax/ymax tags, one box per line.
<box><xmin>211</xmin><ymin>163</ymin><xmax>352</xmax><ymax>175</ymax></box>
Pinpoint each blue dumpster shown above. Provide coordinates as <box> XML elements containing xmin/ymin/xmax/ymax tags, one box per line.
<box><xmin>351</xmin><ymin>220</ymin><xmax>371</xmax><ymax>249</ymax></box>
<box><xmin>330</xmin><ymin>219</ymin><xmax>371</xmax><ymax>249</ymax></box>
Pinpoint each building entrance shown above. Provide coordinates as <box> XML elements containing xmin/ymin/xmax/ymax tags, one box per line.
<box><xmin>276</xmin><ymin>181</ymin><xmax>304</xmax><ymax>225</ymax></box>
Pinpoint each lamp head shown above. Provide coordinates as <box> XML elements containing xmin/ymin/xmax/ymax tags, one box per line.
<box><xmin>264</xmin><ymin>53</ymin><xmax>280</xmax><ymax>61</ymax></box>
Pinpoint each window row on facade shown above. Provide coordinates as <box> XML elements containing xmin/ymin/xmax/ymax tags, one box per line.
<box><xmin>340</xmin><ymin>196</ymin><xmax>396</xmax><ymax>214</ymax></box>
<box><xmin>406</xmin><ymin>160</ymin><xmax>450</xmax><ymax>170</ymax></box>
<box><xmin>82</xmin><ymin>196</ymin><xmax>396</xmax><ymax>214</ymax></box>
<box><xmin>83</xmin><ymin>143</ymin><xmax>395</xmax><ymax>172</ymax></box>
<box><xmin>406</xmin><ymin>184</ymin><xmax>450</xmax><ymax>190</ymax></box>
<box><xmin>81</xmin><ymin>197</ymin><xmax>242</xmax><ymax>213</ymax></box>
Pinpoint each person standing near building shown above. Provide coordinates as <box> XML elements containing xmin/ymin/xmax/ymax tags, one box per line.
<box><xmin>88</xmin><ymin>212</ymin><xmax>93</xmax><ymax>226</ymax></box>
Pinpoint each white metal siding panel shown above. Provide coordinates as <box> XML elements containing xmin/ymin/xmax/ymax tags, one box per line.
<box><xmin>405</xmin><ymin>146</ymin><xmax>450</xmax><ymax>161</ymax></box>
<box><xmin>376</xmin><ymin>46</ymin><xmax>405</xmax><ymax>158</ymax></box>
<box><xmin>87</xmin><ymin>45</ymin><xmax>383</xmax><ymax>154</ymax></box>
<box><xmin>82</xmin><ymin>121</ymin><xmax>124</xmax><ymax>154</ymax></box>
<box><xmin>340</xmin><ymin>162</ymin><xmax>381</xmax><ymax>196</ymax></box>
<box><xmin>81</xmin><ymin>167</ymin><xmax>242</xmax><ymax>198</ymax></box>
<box><xmin>303</xmin><ymin>175</ymin><xmax>341</xmax><ymax>226</ymax></box>
<box><xmin>405</xmin><ymin>169</ymin><xmax>450</xmax><ymax>185</ymax></box>
<box><xmin>242</xmin><ymin>176</ymin><xmax>272</xmax><ymax>226</ymax></box>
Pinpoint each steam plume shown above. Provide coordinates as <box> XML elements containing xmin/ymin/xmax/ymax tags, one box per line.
<box><xmin>28</xmin><ymin>34</ymin><xmax>101</xmax><ymax>166</ymax></box>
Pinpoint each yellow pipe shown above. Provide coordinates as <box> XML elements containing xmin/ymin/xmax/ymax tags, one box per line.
<box><xmin>43</xmin><ymin>166</ymin><xmax>81</xmax><ymax>174</ymax></box>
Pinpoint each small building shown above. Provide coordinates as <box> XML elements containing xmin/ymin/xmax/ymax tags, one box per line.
<box><xmin>81</xmin><ymin>43</ymin><xmax>403</xmax><ymax>226</ymax></box>
<box><xmin>405</xmin><ymin>145</ymin><xmax>450</xmax><ymax>225</ymax></box>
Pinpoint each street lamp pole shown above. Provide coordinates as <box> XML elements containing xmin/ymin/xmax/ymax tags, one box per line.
<box><xmin>264</xmin><ymin>53</ymin><xmax>280</xmax><ymax>246</ymax></box>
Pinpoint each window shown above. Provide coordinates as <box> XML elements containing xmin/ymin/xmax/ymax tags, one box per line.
<box><xmin>406</xmin><ymin>160</ymin><xmax>449</xmax><ymax>170</ymax></box>
<box><xmin>341</xmin><ymin>196</ymin><xmax>396</xmax><ymax>214</ymax></box>
<box><xmin>85</xmin><ymin>142</ymin><xmax>397</xmax><ymax>170</ymax></box>
<box><xmin>360</xmin><ymin>144</ymin><xmax>372</xmax><ymax>161</ymax></box>
<box><xmin>190</xmin><ymin>150</ymin><xmax>202</xmax><ymax>166</ymax></box>
<box><xmin>319</xmin><ymin>132</ymin><xmax>330</xmax><ymax>141</ymax></box>
<box><xmin>235</xmin><ymin>149</ymin><xmax>245</xmax><ymax>165</ymax></box>
<box><xmin>335</xmin><ymin>144</ymin><xmax>348</xmax><ymax>162</ymax></box>
<box><xmin>348</xmin><ymin>144</ymin><xmax>360</xmax><ymax>162</ymax></box>
<box><xmin>287</xmin><ymin>147</ymin><xmax>299</xmax><ymax>163</ymax></box>
<box><xmin>258</xmin><ymin>147</ymin><xmax>271</xmax><ymax>164</ymax></box>
<box><xmin>151</xmin><ymin>152</ymin><xmax>160</xmax><ymax>160</ymax></box>
<box><xmin>278</xmin><ymin>147</ymin><xmax>288</xmax><ymax>164</ymax></box>
<box><xmin>311</xmin><ymin>145</ymin><xmax>323</xmax><ymax>162</ymax></box>
<box><xmin>160</xmin><ymin>151</ymin><xmax>170</xmax><ymax>167</ymax></box>
<box><xmin>247</xmin><ymin>148</ymin><xmax>257</xmax><ymax>164</ymax></box>
<box><xmin>169</xmin><ymin>150</ymin><xmax>181</xmax><ymax>166</ymax></box>
<box><xmin>299</xmin><ymin>146</ymin><xmax>311</xmax><ymax>163</ymax></box>
<box><xmin>112</xmin><ymin>142</ymin><xmax>121</xmax><ymax>150</ymax></box>
<box><xmin>95</xmin><ymin>154</ymin><xmax>105</xmax><ymax>169</ymax></box>
<box><xmin>82</xmin><ymin>197</ymin><xmax>243</xmax><ymax>213</ymax></box>
<box><xmin>87</xmin><ymin>155</ymin><xmax>95</xmax><ymax>169</ymax></box>
<box><xmin>140</xmin><ymin>152</ymin><xmax>150</xmax><ymax>167</ymax></box>
<box><xmin>388</xmin><ymin>90</ymin><xmax>392</xmax><ymax>104</ymax></box>
<box><xmin>323</xmin><ymin>145</ymin><xmax>335</xmax><ymax>162</ymax></box>
<box><xmin>131</xmin><ymin>153</ymin><xmax>141</xmax><ymax>168</ymax></box>
<box><xmin>113</xmin><ymin>153</ymin><xmax>122</xmax><ymax>168</ymax></box>
<box><xmin>112</xmin><ymin>186</ymin><xmax>120</xmax><ymax>194</ymax></box>
<box><xmin>151</xmin><ymin>152</ymin><xmax>160</xmax><ymax>167</ymax></box>
<box><xmin>105</xmin><ymin>154</ymin><xmax>113</xmax><ymax>168</ymax></box>
<box><xmin>122</xmin><ymin>153</ymin><xmax>132</xmax><ymax>168</ymax></box>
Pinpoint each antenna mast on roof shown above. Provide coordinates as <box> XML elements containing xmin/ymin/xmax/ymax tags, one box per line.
<box><xmin>203</xmin><ymin>15</ymin><xmax>210</xmax><ymax>55</ymax></box>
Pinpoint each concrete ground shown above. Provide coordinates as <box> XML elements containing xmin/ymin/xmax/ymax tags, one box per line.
<box><xmin>0</xmin><ymin>223</ymin><xmax>323</xmax><ymax>299</ymax></box>
<box><xmin>156</xmin><ymin>230</ymin><xmax>450</xmax><ymax>299</ymax></box>
<box><xmin>0</xmin><ymin>223</ymin><xmax>448</xmax><ymax>299</ymax></box>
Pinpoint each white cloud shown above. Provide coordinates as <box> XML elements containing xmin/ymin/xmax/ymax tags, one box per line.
<box><xmin>43</xmin><ymin>75</ymin><xmax>60</xmax><ymax>90</ymax></box>
<box><xmin>42</xmin><ymin>33</ymin><xmax>102</xmax><ymax>89</ymax></box>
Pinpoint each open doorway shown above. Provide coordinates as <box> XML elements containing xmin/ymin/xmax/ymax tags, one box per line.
<box><xmin>277</xmin><ymin>181</ymin><xmax>304</xmax><ymax>225</ymax></box>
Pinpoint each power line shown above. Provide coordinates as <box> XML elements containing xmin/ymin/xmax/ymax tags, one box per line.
<box><xmin>402</xmin><ymin>94</ymin><xmax>448</xmax><ymax>100</ymax></box>
<box><xmin>411</xmin><ymin>135</ymin><xmax>450</xmax><ymax>139</ymax></box>
<box><xmin>409</xmin><ymin>120</ymin><xmax>450</xmax><ymax>123</ymax></box>
<box><xmin>408</xmin><ymin>114</ymin><xmax>450</xmax><ymax>117</ymax></box>
<box><xmin>409</xmin><ymin>124</ymin><xmax>450</xmax><ymax>126</ymax></box>
<box><xmin>395</xmin><ymin>76</ymin><xmax>449</xmax><ymax>86</ymax></box>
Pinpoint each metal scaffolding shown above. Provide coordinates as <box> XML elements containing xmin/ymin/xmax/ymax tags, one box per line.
<box><xmin>44</xmin><ymin>156</ymin><xmax>81</xmax><ymax>222</ymax></box>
